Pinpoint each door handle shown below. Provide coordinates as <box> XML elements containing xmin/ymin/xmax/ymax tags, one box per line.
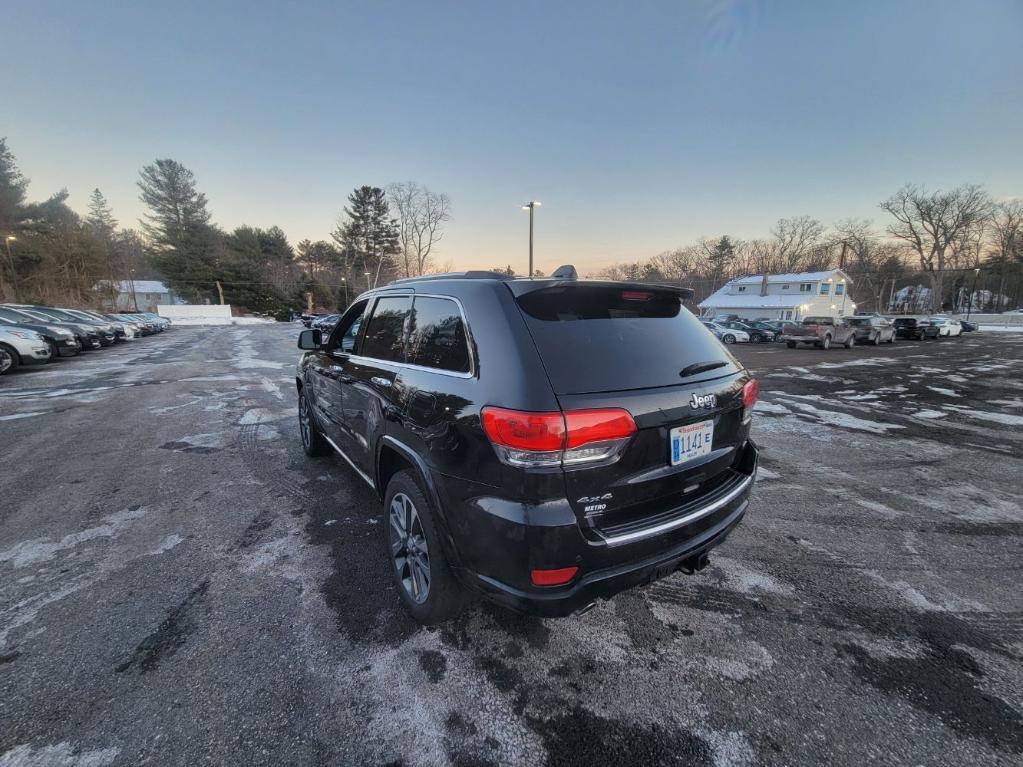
<box><xmin>370</xmin><ymin>376</ymin><xmax>392</xmax><ymax>388</ymax></box>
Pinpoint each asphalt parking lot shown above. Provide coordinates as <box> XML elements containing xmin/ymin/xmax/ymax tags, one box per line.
<box><xmin>1</xmin><ymin>326</ymin><xmax>1021</xmax><ymax>766</ymax></box>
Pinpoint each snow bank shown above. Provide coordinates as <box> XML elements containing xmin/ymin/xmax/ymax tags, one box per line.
<box><xmin>169</xmin><ymin>316</ymin><xmax>277</xmax><ymax>326</ymax></box>
<box><xmin>978</xmin><ymin>325</ymin><xmax>1023</xmax><ymax>333</ymax></box>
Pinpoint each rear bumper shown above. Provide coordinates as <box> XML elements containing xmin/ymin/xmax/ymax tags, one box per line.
<box><xmin>442</xmin><ymin>440</ymin><xmax>759</xmax><ymax>617</ymax></box>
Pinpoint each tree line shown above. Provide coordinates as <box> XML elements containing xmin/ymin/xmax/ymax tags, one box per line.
<box><xmin>594</xmin><ymin>186</ymin><xmax>1023</xmax><ymax>313</ymax></box>
<box><xmin>2</xmin><ymin>133</ymin><xmax>1020</xmax><ymax>316</ymax></box>
<box><xmin>0</xmin><ymin>137</ymin><xmax>451</xmax><ymax>318</ymax></box>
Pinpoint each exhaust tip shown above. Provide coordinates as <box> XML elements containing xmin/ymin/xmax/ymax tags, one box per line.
<box><xmin>574</xmin><ymin>601</ymin><xmax>597</xmax><ymax>616</ymax></box>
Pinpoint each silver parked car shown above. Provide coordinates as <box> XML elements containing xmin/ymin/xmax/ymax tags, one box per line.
<box><xmin>0</xmin><ymin>326</ymin><xmax>52</xmax><ymax>372</ymax></box>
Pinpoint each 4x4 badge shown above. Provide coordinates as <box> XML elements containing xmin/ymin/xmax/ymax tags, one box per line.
<box><xmin>690</xmin><ymin>393</ymin><xmax>717</xmax><ymax>409</ymax></box>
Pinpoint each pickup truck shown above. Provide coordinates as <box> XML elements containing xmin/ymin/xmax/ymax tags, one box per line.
<box><xmin>780</xmin><ymin>316</ymin><xmax>857</xmax><ymax>349</ymax></box>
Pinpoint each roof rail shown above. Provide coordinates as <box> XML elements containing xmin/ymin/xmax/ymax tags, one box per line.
<box><xmin>388</xmin><ymin>270</ymin><xmax>518</xmax><ymax>285</ymax></box>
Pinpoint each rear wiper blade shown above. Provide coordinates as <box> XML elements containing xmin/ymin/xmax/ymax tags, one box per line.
<box><xmin>679</xmin><ymin>360</ymin><xmax>728</xmax><ymax>378</ymax></box>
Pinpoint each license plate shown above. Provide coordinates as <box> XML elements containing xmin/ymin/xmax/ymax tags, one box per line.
<box><xmin>669</xmin><ymin>419</ymin><xmax>714</xmax><ymax>466</ymax></box>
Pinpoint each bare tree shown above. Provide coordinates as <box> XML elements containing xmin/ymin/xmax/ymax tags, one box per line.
<box><xmin>880</xmin><ymin>184</ymin><xmax>991</xmax><ymax>311</ymax></box>
<box><xmin>387</xmin><ymin>182</ymin><xmax>452</xmax><ymax>278</ymax></box>
<box><xmin>648</xmin><ymin>246</ymin><xmax>701</xmax><ymax>282</ymax></box>
<box><xmin>986</xmin><ymin>199</ymin><xmax>1023</xmax><ymax>311</ymax></box>
<box><xmin>771</xmin><ymin>216</ymin><xmax>825</xmax><ymax>272</ymax></box>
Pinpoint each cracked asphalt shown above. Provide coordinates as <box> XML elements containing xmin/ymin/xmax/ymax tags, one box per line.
<box><xmin>1</xmin><ymin>325</ymin><xmax>1020</xmax><ymax>766</ymax></box>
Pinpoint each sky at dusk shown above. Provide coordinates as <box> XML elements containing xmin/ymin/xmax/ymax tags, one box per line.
<box><xmin>2</xmin><ymin>0</ymin><xmax>1021</xmax><ymax>275</ymax></box>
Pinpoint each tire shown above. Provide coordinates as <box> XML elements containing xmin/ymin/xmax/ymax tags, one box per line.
<box><xmin>821</xmin><ymin>335</ymin><xmax>831</xmax><ymax>350</ymax></box>
<box><xmin>786</xmin><ymin>341</ymin><xmax>796</xmax><ymax>349</ymax></box>
<box><xmin>0</xmin><ymin>343</ymin><xmax>19</xmax><ymax>373</ymax></box>
<box><xmin>873</xmin><ymin>333</ymin><xmax>881</xmax><ymax>346</ymax></box>
<box><xmin>723</xmin><ymin>334</ymin><xmax>735</xmax><ymax>344</ymax></box>
<box><xmin>384</xmin><ymin>470</ymin><xmax>465</xmax><ymax>624</ymax></box>
<box><xmin>845</xmin><ymin>335</ymin><xmax>855</xmax><ymax>349</ymax></box>
<box><xmin>751</xmin><ymin>335</ymin><xmax>762</xmax><ymax>344</ymax></box>
<box><xmin>0</xmin><ymin>347</ymin><xmax>13</xmax><ymax>375</ymax></box>
<box><xmin>298</xmin><ymin>388</ymin><xmax>330</xmax><ymax>457</ymax></box>
<box><xmin>888</xmin><ymin>334</ymin><xmax>895</xmax><ymax>344</ymax></box>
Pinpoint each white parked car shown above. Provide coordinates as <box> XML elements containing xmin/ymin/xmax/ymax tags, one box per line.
<box><xmin>930</xmin><ymin>317</ymin><xmax>963</xmax><ymax>337</ymax></box>
<box><xmin>0</xmin><ymin>326</ymin><xmax>52</xmax><ymax>372</ymax></box>
<box><xmin>710</xmin><ymin>321</ymin><xmax>751</xmax><ymax>344</ymax></box>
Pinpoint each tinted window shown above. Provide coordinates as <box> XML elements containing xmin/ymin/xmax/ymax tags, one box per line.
<box><xmin>515</xmin><ymin>286</ymin><xmax>738</xmax><ymax>394</ymax></box>
<box><xmin>360</xmin><ymin>296</ymin><xmax>411</xmax><ymax>362</ymax></box>
<box><xmin>407</xmin><ymin>297</ymin><xmax>471</xmax><ymax>373</ymax></box>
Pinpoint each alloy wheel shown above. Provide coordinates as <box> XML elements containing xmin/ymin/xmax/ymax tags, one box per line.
<box><xmin>389</xmin><ymin>492</ymin><xmax>431</xmax><ymax>604</ymax></box>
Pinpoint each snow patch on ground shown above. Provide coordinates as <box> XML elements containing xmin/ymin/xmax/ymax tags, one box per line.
<box><xmin>715</xmin><ymin>556</ymin><xmax>794</xmax><ymax>596</ymax></box>
<box><xmin>853</xmin><ymin>498</ymin><xmax>901</xmax><ymax>519</ymax></box>
<box><xmin>239</xmin><ymin>408</ymin><xmax>277</xmax><ymax>425</ymax></box>
<box><xmin>0</xmin><ymin>507</ymin><xmax>149</xmax><ymax>568</ymax></box>
<box><xmin>911</xmin><ymin>409</ymin><xmax>946</xmax><ymax>419</ymax></box>
<box><xmin>0</xmin><ymin>742</ymin><xmax>119</xmax><ymax>767</ymax></box>
<box><xmin>777</xmin><ymin>399</ymin><xmax>905</xmax><ymax>434</ymax></box>
<box><xmin>0</xmin><ymin>412</ymin><xmax>45</xmax><ymax>421</ymax></box>
<box><xmin>926</xmin><ymin>386</ymin><xmax>961</xmax><ymax>397</ymax></box>
<box><xmin>753</xmin><ymin>400</ymin><xmax>791</xmax><ymax>415</ymax></box>
<box><xmin>944</xmin><ymin>406</ymin><xmax>1023</xmax><ymax>427</ymax></box>
<box><xmin>814</xmin><ymin>358</ymin><xmax>899</xmax><ymax>370</ymax></box>
<box><xmin>757</xmin><ymin>467</ymin><xmax>781</xmax><ymax>480</ymax></box>
<box><xmin>148</xmin><ymin>533</ymin><xmax>185</xmax><ymax>555</ymax></box>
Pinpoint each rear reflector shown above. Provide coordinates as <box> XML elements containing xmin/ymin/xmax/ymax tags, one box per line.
<box><xmin>482</xmin><ymin>407</ymin><xmax>636</xmax><ymax>467</ymax></box>
<box><xmin>741</xmin><ymin>378</ymin><xmax>759</xmax><ymax>422</ymax></box>
<box><xmin>742</xmin><ymin>378</ymin><xmax>759</xmax><ymax>409</ymax></box>
<box><xmin>530</xmin><ymin>566</ymin><xmax>579</xmax><ymax>587</ymax></box>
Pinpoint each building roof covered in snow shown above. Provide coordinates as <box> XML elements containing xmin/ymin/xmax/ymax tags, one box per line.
<box><xmin>725</xmin><ymin>269</ymin><xmax>852</xmax><ymax>286</ymax></box>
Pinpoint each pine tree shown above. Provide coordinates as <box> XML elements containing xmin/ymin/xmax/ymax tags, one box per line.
<box><xmin>137</xmin><ymin>159</ymin><xmax>219</xmax><ymax>302</ymax></box>
<box><xmin>331</xmin><ymin>186</ymin><xmax>399</xmax><ymax>288</ymax></box>
<box><xmin>708</xmin><ymin>235</ymin><xmax>736</xmax><ymax>278</ymax></box>
<box><xmin>0</xmin><ymin>138</ymin><xmax>28</xmax><ymax>301</ymax></box>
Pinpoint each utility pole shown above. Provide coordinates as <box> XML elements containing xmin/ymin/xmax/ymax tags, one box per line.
<box><xmin>967</xmin><ymin>268</ymin><xmax>980</xmax><ymax>321</ymax></box>
<box><xmin>4</xmin><ymin>236</ymin><xmax>18</xmax><ymax>301</ymax></box>
<box><xmin>521</xmin><ymin>201</ymin><xmax>541</xmax><ymax>278</ymax></box>
<box><xmin>341</xmin><ymin>277</ymin><xmax>348</xmax><ymax>308</ymax></box>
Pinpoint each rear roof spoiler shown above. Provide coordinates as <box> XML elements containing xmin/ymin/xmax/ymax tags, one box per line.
<box><xmin>505</xmin><ymin>279</ymin><xmax>695</xmax><ymax>301</ymax></box>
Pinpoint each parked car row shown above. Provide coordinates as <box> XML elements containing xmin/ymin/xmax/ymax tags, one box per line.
<box><xmin>701</xmin><ymin>312</ymin><xmax>973</xmax><ymax>350</ymax></box>
<box><xmin>0</xmin><ymin>303</ymin><xmax>170</xmax><ymax>374</ymax></box>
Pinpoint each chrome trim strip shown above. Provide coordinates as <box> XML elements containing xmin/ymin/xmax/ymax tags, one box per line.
<box><xmin>601</xmin><ymin>471</ymin><xmax>755</xmax><ymax>547</ymax></box>
<box><xmin>324</xmin><ymin>435</ymin><xmax>376</xmax><ymax>490</ymax></box>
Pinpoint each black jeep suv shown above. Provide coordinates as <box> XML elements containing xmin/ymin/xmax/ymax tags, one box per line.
<box><xmin>296</xmin><ymin>270</ymin><xmax>759</xmax><ymax>623</ymax></box>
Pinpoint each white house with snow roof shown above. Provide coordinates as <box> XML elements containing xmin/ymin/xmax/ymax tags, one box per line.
<box><xmin>697</xmin><ymin>269</ymin><xmax>854</xmax><ymax>321</ymax></box>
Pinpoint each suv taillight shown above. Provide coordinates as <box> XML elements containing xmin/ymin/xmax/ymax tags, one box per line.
<box><xmin>481</xmin><ymin>406</ymin><xmax>636</xmax><ymax>468</ymax></box>
<box><xmin>741</xmin><ymin>378</ymin><xmax>759</xmax><ymax>423</ymax></box>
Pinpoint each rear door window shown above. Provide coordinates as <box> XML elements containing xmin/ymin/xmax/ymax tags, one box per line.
<box><xmin>407</xmin><ymin>296</ymin><xmax>471</xmax><ymax>373</ymax></box>
<box><xmin>515</xmin><ymin>285</ymin><xmax>738</xmax><ymax>394</ymax></box>
<box><xmin>360</xmin><ymin>296</ymin><xmax>412</xmax><ymax>362</ymax></box>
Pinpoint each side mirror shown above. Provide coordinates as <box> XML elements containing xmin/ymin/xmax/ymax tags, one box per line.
<box><xmin>297</xmin><ymin>328</ymin><xmax>321</xmax><ymax>350</ymax></box>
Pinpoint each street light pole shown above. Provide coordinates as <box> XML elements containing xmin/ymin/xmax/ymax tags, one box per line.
<box><xmin>521</xmin><ymin>201</ymin><xmax>541</xmax><ymax>277</ymax></box>
<box><xmin>4</xmin><ymin>236</ymin><xmax>18</xmax><ymax>301</ymax></box>
<box><xmin>967</xmin><ymin>267</ymin><xmax>980</xmax><ymax>321</ymax></box>
<box><xmin>341</xmin><ymin>277</ymin><xmax>348</xmax><ymax>307</ymax></box>
<box><xmin>364</xmin><ymin>271</ymin><xmax>371</xmax><ymax>291</ymax></box>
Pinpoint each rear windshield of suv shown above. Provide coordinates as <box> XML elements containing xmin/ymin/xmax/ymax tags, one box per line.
<box><xmin>515</xmin><ymin>285</ymin><xmax>738</xmax><ymax>394</ymax></box>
